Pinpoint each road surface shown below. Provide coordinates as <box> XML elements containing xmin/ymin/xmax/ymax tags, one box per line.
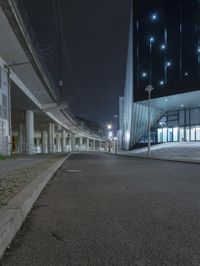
<box><xmin>1</xmin><ymin>153</ymin><xmax>200</xmax><ymax>266</ymax></box>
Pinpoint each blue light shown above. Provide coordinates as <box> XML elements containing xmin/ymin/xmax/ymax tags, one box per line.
<box><xmin>142</xmin><ymin>72</ymin><xmax>147</xmax><ymax>78</ymax></box>
<box><xmin>151</xmin><ymin>14</ymin><xmax>158</xmax><ymax>21</ymax></box>
<box><xmin>198</xmin><ymin>47</ymin><xmax>200</xmax><ymax>53</ymax></box>
<box><xmin>149</xmin><ymin>36</ymin><xmax>155</xmax><ymax>43</ymax></box>
<box><xmin>160</xmin><ymin>80</ymin><xmax>164</xmax><ymax>86</ymax></box>
<box><xmin>185</xmin><ymin>72</ymin><xmax>188</xmax><ymax>76</ymax></box>
<box><xmin>161</xmin><ymin>44</ymin><xmax>166</xmax><ymax>50</ymax></box>
<box><xmin>166</xmin><ymin>61</ymin><xmax>171</xmax><ymax>67</ymax></box>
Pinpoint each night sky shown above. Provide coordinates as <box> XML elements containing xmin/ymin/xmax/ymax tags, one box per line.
<box><xmin>23</xmin><ymin>0</ymin><xmax>131</xmax><ymax>125</ymax></box>
<box><xmin>22</xmin><ymin>0</ymin><xmax>200</xmax><ymax>124</ymax></box>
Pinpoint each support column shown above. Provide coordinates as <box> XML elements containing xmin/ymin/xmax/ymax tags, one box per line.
<box><xmin>62</xmin><ymin>129</ymin><xmax>66</xmax><ymax>152</ymax></box>
<box><xmin>41</xmin><ymin>130</ymin><xmax>48</xmax><ymax>154</ymax></box>
<box><xmin>93</xmin><ymin>140</ymin><xmax>96</xmax><ymax>151</ymax></box>
<box><xmin>18</xmin><ymin>123</ymin><xmax>25</xmax><ymax>155</ymax></box>
<box><xmin>86</xmin><ymin>139</ymin><xmax>90</xmax><ymax>151</ymax></box>
<box><xmin>80</xmin><ymin>137</ymin><xmax>83</xmax><ymax>151</ymax></box>
<box><xmin>67</xmin><ymin>132</ymin><xmax>72</xmax><ymax>152</ymax></box>
<box><xmin>71</xmin><ymin>134</ymin><xmax>76</xmax><ymax>151</ymax></box>
<box><xmin>48</xmin><ymin>123</ymin><xmax>55</xmax><ymax>153</ymax></box>
<box><xmin>56</xmin><ymin>133</ymin><xmax>61</xmax><ymax>152</ymax></box>
<box><xmin>99</xmin><ymin>141</ymin><xmax>102</xmax><ymax>151</ymax></box>
<box><xmin>25</xmin><ymin>110</ymin><xmax>34</xmax><ymax>155</ymax></box>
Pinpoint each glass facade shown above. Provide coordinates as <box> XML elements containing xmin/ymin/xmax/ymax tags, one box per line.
<box><xmin>139</xmin><ymin>107</ymin><xmax>200</xmax><ymax>144</ymax></box>
<box><xmin>157</xmin><ymin>108</ymin><xmax>200</xmax><ymax>142</ymax></box>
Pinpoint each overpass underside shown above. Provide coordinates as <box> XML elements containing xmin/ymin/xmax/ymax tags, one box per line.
<box><xmin>0</xmin><ymin>0</ymin><xmax>105</xmax><ymax>155</ymax></box>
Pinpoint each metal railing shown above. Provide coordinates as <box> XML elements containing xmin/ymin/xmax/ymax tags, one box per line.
<box><xmin>6</xmin><ymin>141</ymin><xmax>106</xmax><ymax>156</ymax></box>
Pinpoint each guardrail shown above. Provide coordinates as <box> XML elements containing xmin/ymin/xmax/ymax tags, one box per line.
<box><xmin>7</xmin><ymin>142</ymin><xmax>106</xmax><ymax>155</ymax></box>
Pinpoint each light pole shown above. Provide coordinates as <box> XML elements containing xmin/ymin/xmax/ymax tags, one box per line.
<box><xmin>114</xmin><ymin>137</ymin><xmax>117</xmax><ymax>154</ymax></box>
<box><xmin>145</xmin><ymin>85</ymin><xmax>154</xmax><ymax>157</ymax></box>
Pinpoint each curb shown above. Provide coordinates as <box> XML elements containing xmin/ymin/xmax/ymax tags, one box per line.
<box><xmin>0</xmin><ymin>152</ymin><xmax>75</xmax><ymax>259</ymax></box>
<box><xmin>106</xmin><ymin>152</ymin><xmax>200</xmax><ymax>165</ymax></box>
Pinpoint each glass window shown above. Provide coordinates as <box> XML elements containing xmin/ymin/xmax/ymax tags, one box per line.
<box><xmin>163</xmin><ymin>128</ymin><xmax>167</xmax><ymax>142</ymax></box>
<box><xmin>191</xmin><ymin>127</ymin><xmax>196</xmax><ymax>141</ymax></box>
<box><xmin>157</xmin><ymin>128</ymin><xmax>163</xmax><ymax>142</ymax></box>
<box><xmin>168</xmin><ymin>128</ymin><xmax>173</xmax><ymax>142</ymax></box>
<box><xmin>196</xmin><ymin>127</ymin><xmax>200</xmax><ymax>141</ymax></box>
<box><xmin>186</xmin><ymin>127</ymin><xmax>190</xmax><ymax>141</ymax></box>
<box><xmin>179</xmin><ymin>110</ymin><xmax>185</xmax><ymax>126</ymax></box>
<box><xmin>173</xmin><ymin>127</ymin><xmax>179</xmax><ymax>142</ymax></box>
<box><xmin>180</xmin><ymin>127</ymin><xmax>184</xmax><ymax>141</ymax></box>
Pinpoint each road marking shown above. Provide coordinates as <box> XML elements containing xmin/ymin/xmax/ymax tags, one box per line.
<box><xmin>67</xmin><ymin>170</ymin><xmax>82</xmax><ymax>173</ymax></box>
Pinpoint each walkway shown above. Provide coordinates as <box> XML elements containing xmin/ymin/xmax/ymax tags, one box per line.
<box><xmin>120</xmin><ymin>142</ymin><xmax>200</xmax><ymax>162</ymax></box>
<box><xmin>1</xmin><ymin>153</ymin><xmax>200</xmax><ymax>265</ymax></box>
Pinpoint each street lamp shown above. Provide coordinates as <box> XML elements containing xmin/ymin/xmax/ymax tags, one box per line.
<box><xmin>107</xmin><ymin>124</ymin><xmax>112</xmax><ymax>130</ymax></box>
<box><xmin>145</xmin><ymin>85</ymin><xmax>154</xmax><ymax>157</ymax></box>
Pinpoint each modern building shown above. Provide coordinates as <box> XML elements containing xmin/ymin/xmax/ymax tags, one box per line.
<box><xmin>119</xmin><ymin>0</ymin><xmax>200</xmax><ymax>150</ymax></box>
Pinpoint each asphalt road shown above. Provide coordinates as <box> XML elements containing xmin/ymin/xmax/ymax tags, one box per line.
<box><xmin>1</xmin><ymin>153</ymin><xmax>200</xmax><ymax>266</ymax></box>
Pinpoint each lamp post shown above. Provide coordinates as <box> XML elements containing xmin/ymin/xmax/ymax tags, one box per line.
<box><xmin>145</xmin><ymin>85</ymin><xmax>154</xmax><ymax>157</ymax></box>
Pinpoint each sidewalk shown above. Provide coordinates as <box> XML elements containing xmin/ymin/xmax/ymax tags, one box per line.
<box><xmin>0</xmin><ymin>156</ymin><xmax>51</xmax><ymax>176</ymax></box>
<box><xmin>113</xmin><ymin>142</ymin><xmax>200</xmax><ymax>164</ymax></box>
<box><xmin>0</xmin><ymin>153</ymin><xmax>70</xmax><ymax>258</ymax></box>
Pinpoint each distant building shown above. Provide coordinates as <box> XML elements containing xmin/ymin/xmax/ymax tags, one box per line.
<box><xmin>119</xmin><ymin>0</ymin><xmax>200</xmax><ymax>150</ymax></box>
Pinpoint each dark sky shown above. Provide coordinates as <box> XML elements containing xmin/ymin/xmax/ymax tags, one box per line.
<box><xmin>23</xmin><ymin>0</ymin><xmax>131</xmax><ymax>124</ymax></box>
<box><xmin>22</xmin><ymin>0</ymin><xmax>199</xmax><ymax>124</ymax></box>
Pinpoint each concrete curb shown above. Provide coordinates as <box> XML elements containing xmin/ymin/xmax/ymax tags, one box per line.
<box><xmin>0</xmin><ymin>153</ymin><xmax>75</xmax><ymax>259</ymax></box>
<box><xmin>106</xmin><ymin>152</ymin><xmax>200</xmax><ymax>165</ymax></box>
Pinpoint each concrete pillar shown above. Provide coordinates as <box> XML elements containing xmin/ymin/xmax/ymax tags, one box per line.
<box><xmin>93</xmin><ymin>140</ymin><xmax>96</xmax><ymax>151</ymax></box>
<box><xmin>48</xmin><ymin>123</ymin><xmax>55</xmax><ymax>153</ymax></box>
<box><xmin>18</xmin><ymin>123</ymin><xmax>25</xmax><ymax>155</ymax></box>
<box><xmin>66</xmin><ymin>132</ymin><xmax>72</xmax><ymax>152</ymax></box>
<box><xmin>99</xmin><ymin>141</ymin><xmax>102</xmax><ymax>151</ymax></box>
<box><xmin>35</xmin><ymin>137</ymin><xmax>41</xmax><ymax>154</ymax></box>
<box><xmin>56</xmin><ymin>134</ymin><xmax>61</xmax><ymax>152</ymax></box>
<box><xmin>71</xmin><ymin>134</ymin><xmax>76</xmax><ymax>151</ymax></box>
<box><xmin>80</xmin><ymin>137</ymin><xmax>83</xmax><ymax>151</ymax></box>
<box><xmin>41</xmin><ymin>130</ymin><xmax>48</xmax><ymax>153</ymax></box>
<box><xmin>25</xmin><ymin>110</ymin><xmax>34</xmax><ymax>155</ymax></box>
<box><xmin>86</xmin><ymin>139</ymin><xmax>90</xmax><ymax>151</ymax></box>
<box><xmin>62</xmin><ymin>129</ymin><xmax>66</xmax><ymax>152</ymax></box>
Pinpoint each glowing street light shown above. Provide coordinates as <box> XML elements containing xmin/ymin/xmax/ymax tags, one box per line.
<box><xmin>107</xmin><ymin>124</ymin><xmax>112</xmax><ymax>130</ymax></box>
<box><xmin>160</xmin><ymin>80</ymin><xmax>164</xmax><ymax>86</ymax></box>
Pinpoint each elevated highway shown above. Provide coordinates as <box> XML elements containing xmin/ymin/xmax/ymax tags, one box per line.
<box><xmin>0</xmin><ymin>0</ymin><xmax>105</xmax><ymax>155</ymax></box>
